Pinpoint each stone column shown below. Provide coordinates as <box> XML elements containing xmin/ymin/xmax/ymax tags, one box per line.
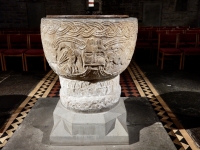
<box><xmin>41</xmin><ymin>15</ymin><xmax>138</xmax><ymax>145</ymax></box>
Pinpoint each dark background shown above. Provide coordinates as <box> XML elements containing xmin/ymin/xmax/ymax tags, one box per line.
<box><xmin>0</xmin><ymin>0</ymin><xmax>200</xmax><ymax>28</ymax></box>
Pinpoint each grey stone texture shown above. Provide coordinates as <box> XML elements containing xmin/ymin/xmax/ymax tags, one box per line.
<box><xmin>2</xmin><ymin>97</ymin><xmax>176</xmax><ymax>150</ymax></box>
<box><xmin>50</xmin><ymin>99</ymin><xmax>128</xmax><ymax>145</ymax></box>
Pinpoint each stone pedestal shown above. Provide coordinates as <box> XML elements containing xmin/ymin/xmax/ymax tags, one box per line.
<box><xmin>50</xmin><ymin>99</ymin><xmax>128</xmax><ymax>145</ymax></box>
<box><xmin>41</xmin><ymin>15</ymin><xmax>138</xmax><ymax>146</ymax></box>
<box><xmin>2</xmin><ymin>97</ymin><xmax>177</xmax><ymax>150</ymax></box>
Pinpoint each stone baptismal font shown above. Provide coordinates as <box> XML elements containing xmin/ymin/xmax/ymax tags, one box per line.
<box><xmin>41</xmin><ymin>15</ymin><xmax>138</xmax><ymax>145</ymax></box>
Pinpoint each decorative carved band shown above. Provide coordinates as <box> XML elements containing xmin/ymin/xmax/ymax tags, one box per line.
<box><xmin>41</xmin><ymin>19</ymin><xmax>137</xmax><ymax>38</ymax></box>
<box><xmin>59</xmin><ymin>75</ymin><xmax>121</xmax><ymax>113</ymax></box>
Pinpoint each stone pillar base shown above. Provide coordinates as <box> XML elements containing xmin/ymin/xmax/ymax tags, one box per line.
<box><xmin>50</xmin><ymin>98</ymin><xmax>129</xmax><ymax>145</ymax></box>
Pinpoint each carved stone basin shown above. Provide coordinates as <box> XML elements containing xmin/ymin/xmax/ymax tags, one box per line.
<box><xmin>41</xmin><ymin>15</ymin><xmax>138</xmax><ymax>113</ymax></box>
<box><xmin>41</xmin><ymin>15</ymin><xmax>137</xmax><ymax>81</ymax></box>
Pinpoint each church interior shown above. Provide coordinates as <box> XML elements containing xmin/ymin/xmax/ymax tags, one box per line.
<box><xmin>0</xmin><ymin>0</ymin><xmax>200</xmax><ymax>149</ymax></box>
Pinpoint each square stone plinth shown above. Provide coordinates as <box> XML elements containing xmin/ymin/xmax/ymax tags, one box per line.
<box><xmin>50</xmin><ymin>100</ymin><xmax>128</xmax><ymax>145</ymax></box>
<box><xmin>2</xmin><ymin>97</ymin><xmax>176</xmax><ymax>150</ymax></box>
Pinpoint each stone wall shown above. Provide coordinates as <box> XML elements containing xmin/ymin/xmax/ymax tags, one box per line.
<box><xmin>161</xmin><ymin>0</ymin><xmax>199</xmax><ymax>27</ymax></box>
<box><xmin>0</xmin><ymin>0</ymin><xmax>199</xmax><ymax>28</ymax></box>
<box><xmin>102</xmin><ymin>0</ymin><xmax>199</xmax><ymax>27</ymax></box>
<box><xmin>45</xmin><ymin>0</ymin><xmax>85</xmax><ymax>16</ymax></box>
<box><xmin>0</xmin><ymin>0</ymin><xmax>86</xmax><ymax>28</ymax></box>
<box><xmin>0</xmin><ymin>0</ymin><xmax>28</xmax><ymax>28</ymax></box>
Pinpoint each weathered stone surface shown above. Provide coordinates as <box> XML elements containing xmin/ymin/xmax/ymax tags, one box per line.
<box><xmin>50</xmin><ymin>99</ymin><xmax>129</xmax><ymax>145</ymax></box>
<box><xmin>59</xmin><ymin>75</ymin><xmax>121</xmax><ymax>112</ymax></box>
<box><xmin>41</xmin><ymin>16</ymin><xmax>138</xmax><ymax>81</ymax></box>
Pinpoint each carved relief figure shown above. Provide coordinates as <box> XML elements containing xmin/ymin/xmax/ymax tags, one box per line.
<box><xmin>57</xmin><ymin>42</ymin><xmax>85</xmax><ymax>75</ymax></box>
<box><xmin>84</xmin><ymin>38</ymin><xmax>106</xmax><ymax>68</ymax></box>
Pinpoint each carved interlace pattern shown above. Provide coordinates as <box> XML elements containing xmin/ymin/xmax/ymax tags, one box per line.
<box><xmin>41</xmin><ymin>20</ymin><xmax>137</xmax><ymax>38</ymax></box>
<box><xmin>41</xmin><ymin>18</ymin><xmax>138</xmax><ymax>81</ymax></box>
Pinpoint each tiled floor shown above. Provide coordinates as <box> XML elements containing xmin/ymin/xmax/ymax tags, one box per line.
<box><xmin>0</xmin><ymin>60</ymin><xmax>200</xmax><ymax>150</ymax></box>
<box><xmin>136</xmin><ymin>59</ymin><xmax>200</xmax><ymax>150</ymax></box>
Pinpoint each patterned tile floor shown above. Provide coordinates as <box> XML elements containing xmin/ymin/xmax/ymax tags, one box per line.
<box><xmin>0</xmin><ymin>61</ymin><xmax>198</xmax><ymax>150</ymax></box>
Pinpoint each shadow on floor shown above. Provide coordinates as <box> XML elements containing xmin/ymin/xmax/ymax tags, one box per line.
<box><xmin>124</xmin><ymin>97</ymin><xmax>160</xmax><ymax>144</ymax></box>
<box><xmin>0</xmin><ymin>95</ymin><xmax>27</xmax><ymax>131</ymax></box>
<box><xmin>160</xmin><ymin>91</ymin><xmax>200</xmax><ymax>145</ymax></box>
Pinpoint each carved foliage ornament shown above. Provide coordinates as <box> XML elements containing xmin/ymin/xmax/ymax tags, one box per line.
<box><xmin>41</xmin><ymin>18</ymin><xmax>138</xmax><ymax>81</ymax></box>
